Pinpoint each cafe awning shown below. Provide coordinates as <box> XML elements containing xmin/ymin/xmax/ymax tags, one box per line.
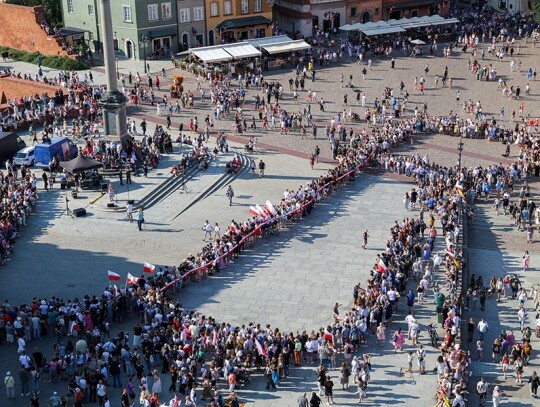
<box><xmin>262</xmin><ymin>39</ymin><xmax>311</xmax><ymax>54</ymax></box>
<box><xmin>222</xmin><ymin>43</ymin><xmax>261</xmax><ymax>59</ymax></box>
<box><xmin>216</xmin><ymin>16</ymin><xmax>272</xmax><ymax>30</ymax></box>
<box><xmin>58</xmin><ymin>27</ymin><xmax>89</xmax><ymax>38</ymax></box>
<box><xmin>361</xmin><ymin>26</ymin><xmax>406</xmax><ymax>36</ymax></box>
<box><xmin>191</xmin><ymin>47</ymin><xmax>232</xmax><ymax>63</ymax></box>
<box><xmin>148</xmin><ymin>26</ymin><xmax>178</xmax><ymax>39</ymax></box>
<box><xmin>246</xmin><ymin>35</ymin><xmax>292</xmax><ymax>48</ymax></box>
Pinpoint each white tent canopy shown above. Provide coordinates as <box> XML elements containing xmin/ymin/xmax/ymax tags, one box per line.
<box><xmin>339</xmin><ymin>16</ymin><xmax>460</xmax><ymax>35</ymax></box>
<box><xmin>190</xmin><ymin>42</ymin><xmax>261</xmax><ymax>63</ymax></box>
<box><xmin>262</xmin><ymin>39</ymin><xmax>311</xmax><ymax>54</ymax></box>
<box><xmin>191</xmin><ymin>46</ymin><xmax>232</xmax><ymax>63</ymax></box>
<box><xmin>189</xmin><ymin>35</ymin><xmax>310</xmax><ymax>62</ymax></box>
<box><xmin>361</xmin><ymin>26</ymin><xmax>406</xmax><ymax>36</ymax></box>
<box><xmin>222</xmin><ymin>43</ymin><xmax>261</xmax><ymax>59</ymax></box>
<box><xmin>246</xmin><ymin>35</ymin><xmax>292</xmax><ymax>49</ymax></box>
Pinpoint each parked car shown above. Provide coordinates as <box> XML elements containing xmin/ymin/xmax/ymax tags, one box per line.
<box><xmin>13</xmin><ymin>146</ymin><xmax>35</xmax><ymax>166</ymax></box>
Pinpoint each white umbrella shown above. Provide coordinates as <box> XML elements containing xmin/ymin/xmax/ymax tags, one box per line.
<box><xmin>410</xmin><ymin>39</ymin><xmax>426</xmax><ymax>45</ymax></box>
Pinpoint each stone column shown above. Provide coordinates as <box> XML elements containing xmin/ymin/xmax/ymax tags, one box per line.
<box><xmin>98</xmin><ymin>0</ymin><xmax>129</xmax><ymax>145</ymax></box>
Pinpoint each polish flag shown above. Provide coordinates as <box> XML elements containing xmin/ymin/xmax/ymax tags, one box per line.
<box><xmin>127</xmin><ymin>273</ymin><xmax>140</xmax><ymax>285</ymax></box>
<box><xmin>446</xmin><ymin>250</ymin><xmax>455</xmax><ymax>259</ymax></box>
<box><xmin>107</xmin><ymin>270</ymin><xmax>121</xmax><ymax>281</ymax></box>
<box><xmin>256</xmin><ymin>204</ymin><xmax>268</xmax><ymax>218</ymax></box>
<box><xmin>249</xmin><ymin>206</ymin><xmax>261</xmax><ymax>217</ymax></box>
<box><xmin>455</xmin><ymin>182</ymin><xmax>464</xmax><ymax>190</ymax></box>
<box><xmin>229</xmin><ymin>222</ymin><xmax>239</xmax><ymax>234</ymax></box>
<box><xmin>264</xmin><ymin>200</ymin><xmax>277</xmax><ymax>216</ymax></box>
<box><xmin>143</xmin><ymin>262</ymin><xmax>155</xmax><ymax>274</ymax></box>
<box><xmin>323</xmin><ymin>328</ymin><xmax>334</xmax><ymax>342</ymax></box>
<box><xmin>377</xmin><ymin>259</ymin><xmax>387</xmax><ymax>274</ymax></box>
<box><xmin>254</xmin><ymin>338</ymin><xmax>267</xmax><ymax>357</ymax></box>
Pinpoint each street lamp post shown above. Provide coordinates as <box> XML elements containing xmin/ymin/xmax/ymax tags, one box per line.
<box><xmin>139</xmin><ymin>34</ymin><xmax>149</xmax><ymax>74</ymax></box>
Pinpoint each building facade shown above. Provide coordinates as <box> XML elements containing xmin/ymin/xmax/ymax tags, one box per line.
<box><xmin>345</xmin><ymin>0</ymin><xmax>382</xmax><ymax>25</ymax></box>
<box><xmin>382</xmin><ymin>0</ymin><xmax>448</xmax><ymax>20</ymax></box>
<box><xmin>177</xmin><ymin>0</ymin><xmax>207</xmax><ymax>49</ymax></box>
<box><xmin>275</xmin><ymin>0</ymin><xmax>376</xmax><ymax>38</ymax></box>
<box><xmin>62</xmin><ymin>0</ymin><xmax>179</xmax><ymax>61</ymax></box>
<box><xmin>204</xmin><ymin>0</ymin><xmax>273</xmax><ymax>45</ymax></box>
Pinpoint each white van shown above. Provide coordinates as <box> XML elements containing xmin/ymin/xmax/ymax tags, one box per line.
<box><xmin>13</xmin><ymin>146</ymin><xmax>35</xmax><ymax>166</ymax></box>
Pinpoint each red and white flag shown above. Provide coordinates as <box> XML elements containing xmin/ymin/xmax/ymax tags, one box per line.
<box><xmin>256</xmin><ymin>204</ymin><xmax>268</xmax><ymax>218</ymax></box>
<box><xmin>229</xmin><ymin>222</ymin><xmax>239</xmax><ymax>234</ymax></box>
<box><xmin>171</xmin><ymin>395</ymin><xmax>180</xmax><ymax>407</ymax></box>
<box><xmin>377</xmin><ymin>259</ymin><xmax>387</xmax><ymax>274</ymax></box>
<box><xmin>323</xmin><ymin>328</ymin><xmax>334</xmax><ymax>342</ymax></box>
<box><xmin>143</xmin><ymin>262</ymin><xmax>155</xmax><ymax>274</ymax></box>
<box><xmin>113</xmin><ymin>284</ymin><xmax>122</xmax><ymax>298</ymax></box>
<box><xmin>127</xmin><ymin>273</ymin><xmax>140</xmax><ymax>285</ymax></box>
<box><xmin>249</xmin><ymin>205</ymin><xmax>261</xmax><ymax>217</ymax></box>
<box><xmin>264</xmin><ymin>200</ymin><xmax>277</xmax><ymax>216</ymax></box>
<box><xmin>107</xmin><ymin>270</ymin><xmax>121</xmax><ymax>281</ymax></box>
<box><xmin>254</xmin><ymin>338</ymin><xmax>267</xmax><ymax>357</ymax></box>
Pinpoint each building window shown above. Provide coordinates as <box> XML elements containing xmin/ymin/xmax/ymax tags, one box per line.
<box><xmin>241</xmin><ymin>0</ymin><xmax>249</xmax><ymax>14</ymax></box>
<box><xmin>254</xmin><ymin>0</ymin><xmax>262</xmax><ymax>12</ymax></box>
<box><xmin>88</xmin><ymin>4</ymin><xmax>94</xmax><ymax>15</ymax></box>
<box><xmin>180</xmin><ymin>8</ymin><xmax>190</xmax><ymax>23</ymax></box>
<box><xmin>193</xmin><ymin>6</ymin><xmax>204</xmax><ymax>21</ymax></box>
<box><xmin>122</xmin><ymin>5</ymin><xmax>132</xmax><ymax>22</ymax></box>
<box><xmin>224</xmin><ymin>0</ymin><xmax>232</xmax><ymax>15</ymax></box>
<box><xmin>210</xmin><ymin>2</ymin><xmax>218</xmax><ymax>16</ymax></box>
<box><xmin>148</xmin><ymin>4</ymin><xmax>158</xmax><ymax>21</ymax></box>
<box><xmin>67</xmin><ymin>0</ymin><xmax>73</xmax><ymax>13</ymax></box>
<box><xmin>350</xmin><ymin>7</ymin><xmax>357</xmax><ymax>17</ymax></box>
<box><xmin>161</xmin><ymin>2</ymin><xmax>172</xmax><ymax>19</ymax></box>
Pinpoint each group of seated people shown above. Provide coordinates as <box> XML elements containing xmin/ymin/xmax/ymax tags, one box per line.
<box><xmin>225</xmin><ymin>155</ymin><xmax>242</xmax><ymax>174</ymax></box>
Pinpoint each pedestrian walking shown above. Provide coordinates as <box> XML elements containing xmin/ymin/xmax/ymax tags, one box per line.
<box><xmin>202</xmin><ymin>221</ymin><xmax>213</xmax><ymax>240</ymax></box>
<box><xmin>492</xmin><ymin>385</ymin><xmax>503</xmax><ymax>407</ymax></box>
<box><xmin>529</xmin><ymin>371</ymin><xmax>540</xmax><ymax>398</ymax></box>
<box><xmin>126</xmin><ymin>167</ymin><xmax>132</xmax><ymax>184</ymax></box>
<box><xmin>360</xmin><ymin>228</ymin><xmax>370</xmax><ymax>250</ymax></box>
<box><xmin>522</xmin><ymin>250</ymin><xmax>530</xmax><ymax>270</ymax></box>
<box><xmin>18</xmin><ymin>367</ymin><xmax>30</xmax><ymax>397</ymax></box>
<box><xmin>392</xmin><ymin>328</ymin><xmax>405</xmax><ymax>353</ymax></box>
<box><xmin>298</xmin><ymin>392</ymin><xmax>308</xmax><ymax>407</ymax></box>
<box><xmin>4</xmin><ymin>371</ymin><xmax>15</xmax><ymax>400</ymax></box>
<box><xmin>308</xmin><ymin>154</ymin><xmax>315</xmax><ymax>170</ymax></box>
<box><xmin>136</xmin><ymin>209</ymin><xmax>145</xmax><ymax>231</ymax></box>
<box><xmin>323</xmin><ymin>376</ymin><xmax>334</xmax><ymax>405</ymax></box>
<box><xmin>258</xmin><ymin>160</ymin><xmax>266</xmax><ymax>178</ymax></box>
<box><xmin>476</xmin><ymin>377</ymin><xmax>488</xmax><ymax>406</ymax></box>
<box><xmin>226</xmin><ymin>185</ymin><xmax>234</xmax><ymax>206</ymax></box>
<box><xmin>416</xmin><ymin>345</ymin><xmax>426</xmax><ymax>374</ymax></box>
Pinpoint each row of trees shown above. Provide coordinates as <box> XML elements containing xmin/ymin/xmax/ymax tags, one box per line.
<box><xmin>5</xmin><ymin>0</ymin><xmax>62</xmax><ymax>25</ymax></box>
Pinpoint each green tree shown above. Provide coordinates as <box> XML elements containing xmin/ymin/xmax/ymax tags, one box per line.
<box><xmin>4</xmin><ymin>0</ymin><xmax>62</xmax><ymax>24</ymax></box>
<box><xmin>532</xmin><ymin>0</ymin><xmax>540</xmax><ymax>23</ymax></box>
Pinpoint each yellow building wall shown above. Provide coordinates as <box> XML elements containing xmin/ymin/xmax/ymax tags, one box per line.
<box><xmin>205</xmin><ymin>0</ymin><xmax>273</xmax><ymax>44</ymax></box>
